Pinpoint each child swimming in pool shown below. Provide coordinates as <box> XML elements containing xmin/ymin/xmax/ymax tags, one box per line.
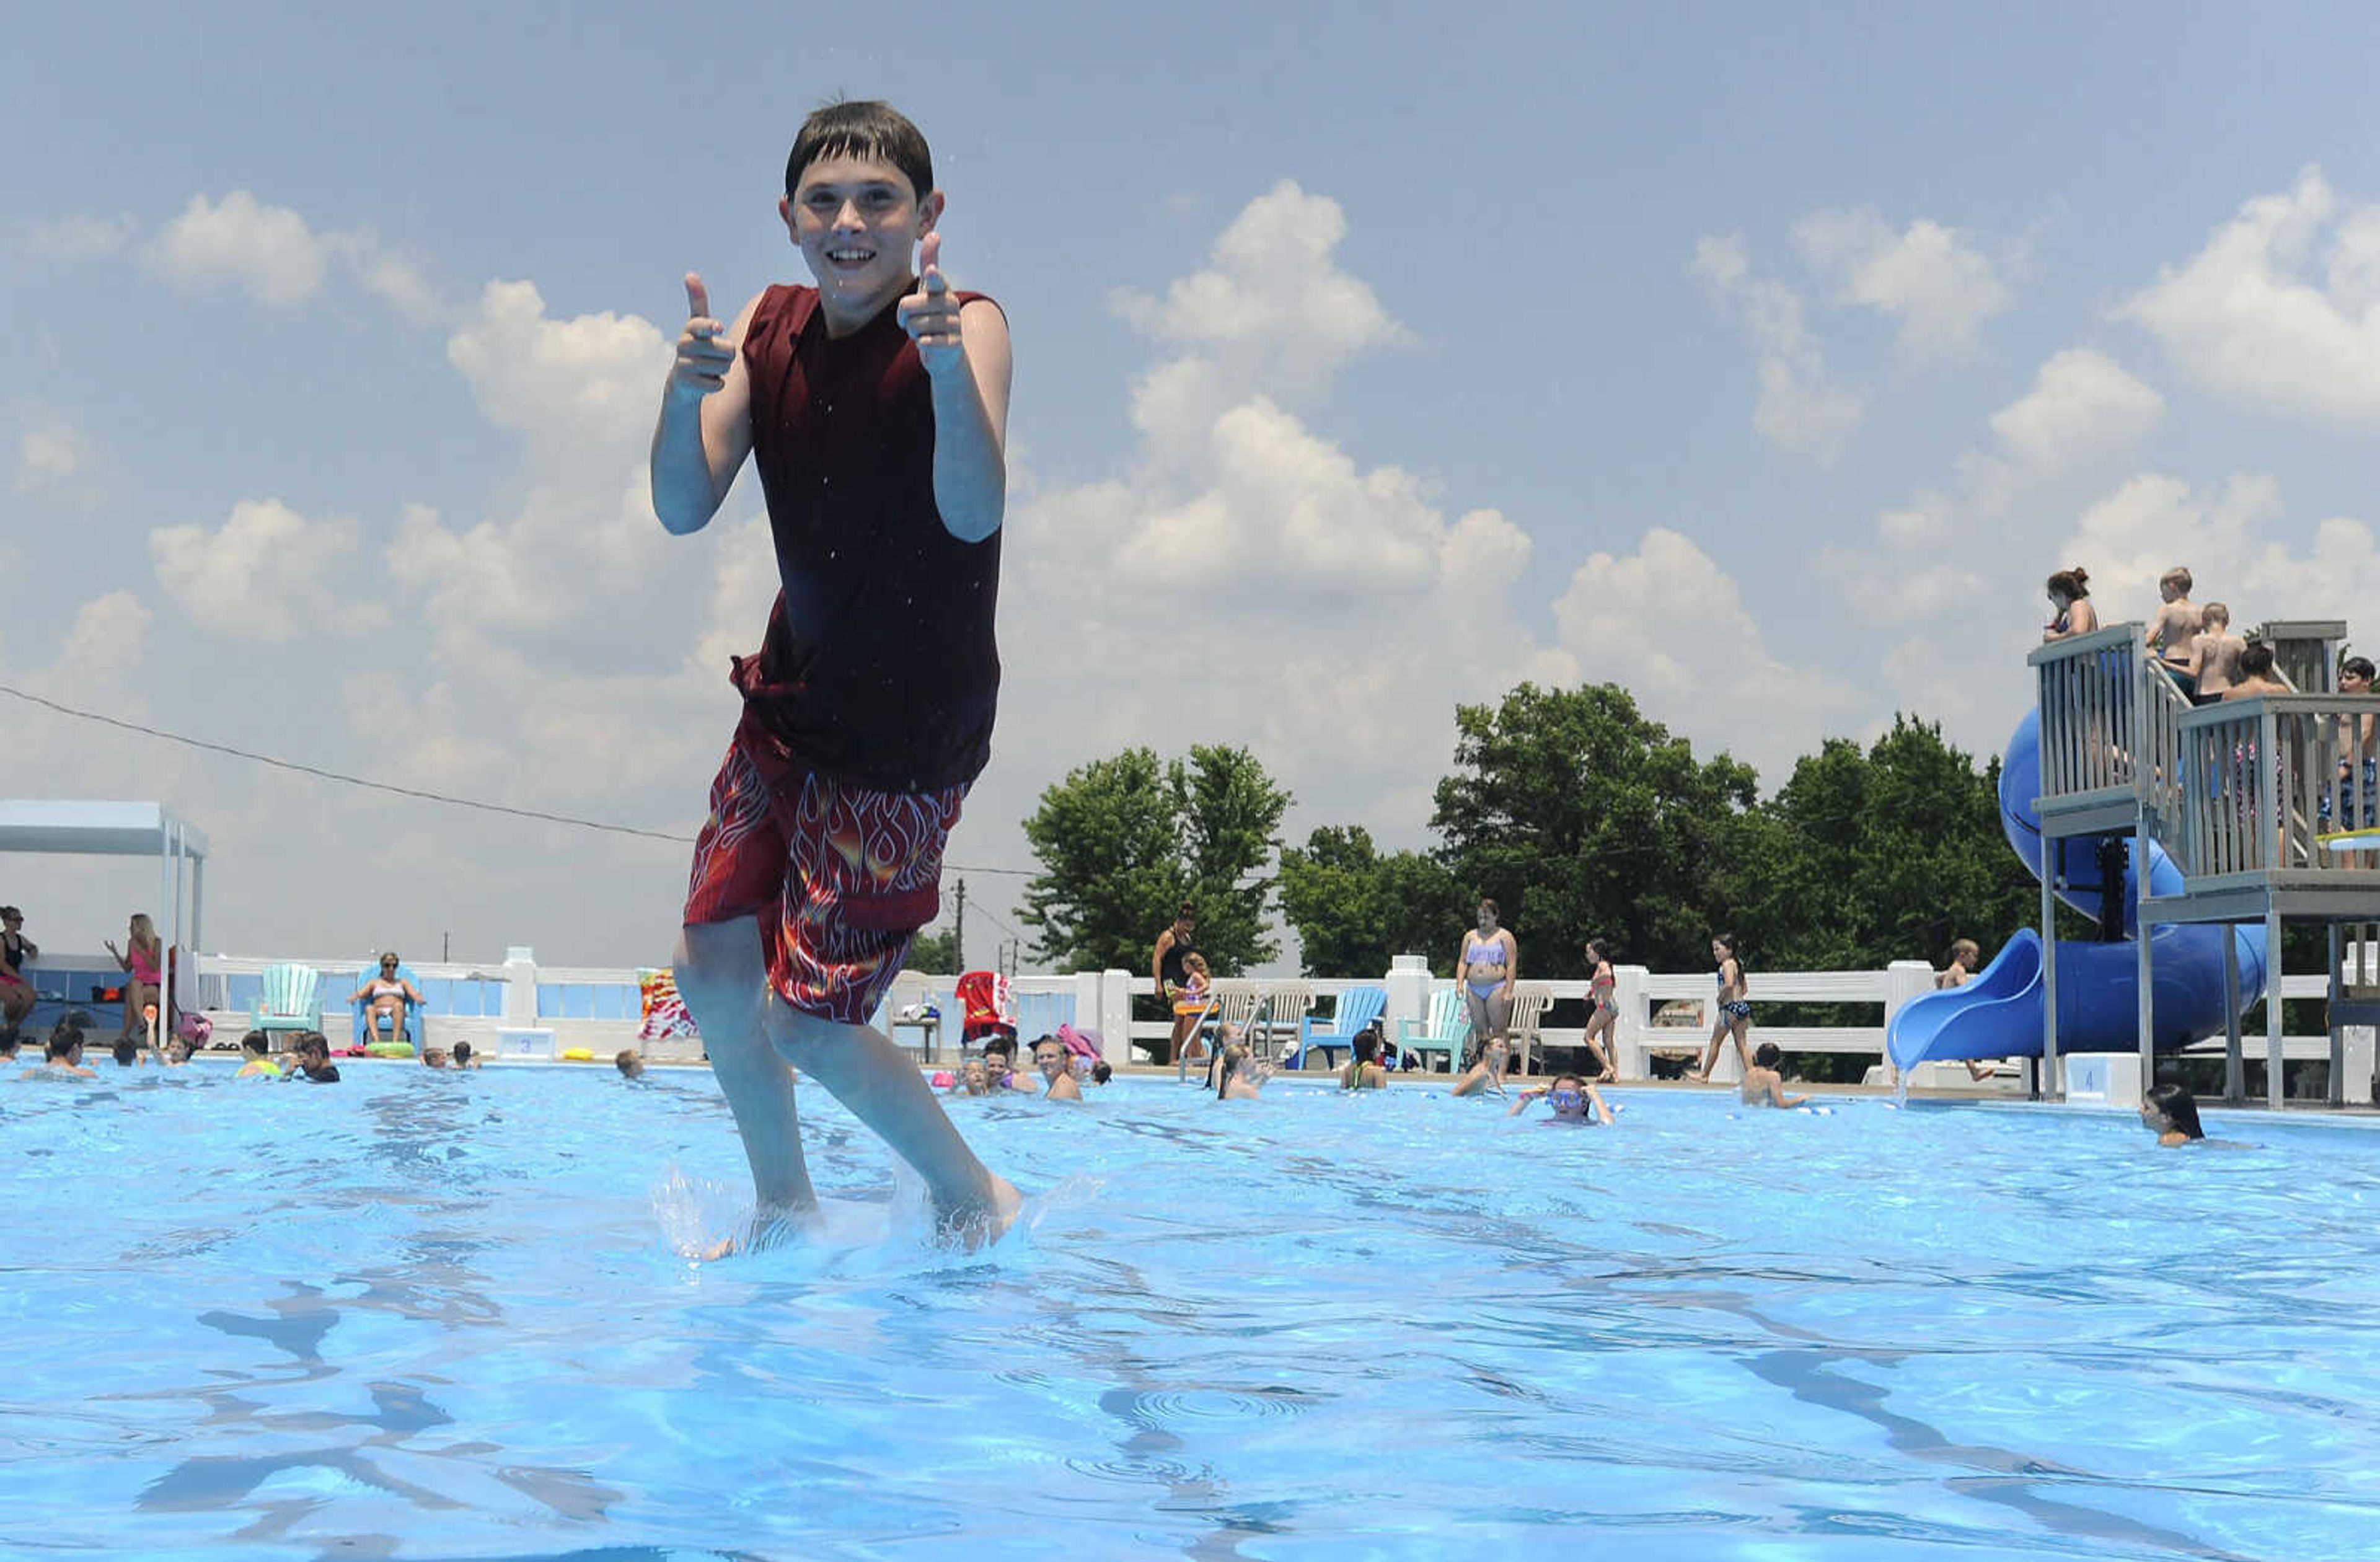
<box><xmin>22</xmin><ymin>1028</ymin><xmax>95</xmax><ymax>1080</ymax></box>
<box><xmin>1740</xmin><ymin>1042</ymin><xmax>1810</xmax><ymax>1110</ymax></box>
<box><xmin>235</xmin><ymin>1031</ymin><xmax>280</xmax><ymax>1079</ymax></box>
<box><xmin>651</xmin><ymin>98</ymin><xmax>1018</xmax><ymax>1247</ymax></box>
<box><xmin>1216</xmin><ymin>1043</ymin><xmax>1267</xmax><ymax>1100</ymax></box>
<box><xmin>2140</xmin><ymin>1084</ymin><xmax>2252</xmax><ymax>1147</ymax></box>
<box><xmin>1509</xmin><ymin>1072</ymin><xmax>1613</xmax><ymax>1125</ymax></box>
<box><xmin>1450</xmin><ymin>1034</ymin><xmax>1512</xmax><ymax>1098</ymax></box>
<box><xmin>1340</xmin><ymin>1026</ymin><xmax>1390</xmax><ymax>1090</ymax></box>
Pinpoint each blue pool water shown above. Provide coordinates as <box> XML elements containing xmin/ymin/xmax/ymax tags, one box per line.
<box><xmin>4</xmin><ymin>1065</ymin><xmax>2378</xmax><ymax>1560</ymax></box>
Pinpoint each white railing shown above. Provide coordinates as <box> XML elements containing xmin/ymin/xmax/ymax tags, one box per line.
<box><xmin>24</xmin><ymin>943</ymin><xmax>2368</xmax><ymax>1085</ymax></box>
<box><xmin>2032</xmin><ymin>624</ymin><xmax>2146</xmax><ymax>804</ymax></box>
<box><xmin>2175</xmin><ymin>695</ymin><xmax>2380</xmax><ymax>878</ymax></box>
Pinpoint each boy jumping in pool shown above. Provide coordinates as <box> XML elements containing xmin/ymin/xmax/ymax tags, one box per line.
<box><xmin>650</xmin><ymin>99</ymin><xmax>1020</xmax><ymax>1246</ymax></box>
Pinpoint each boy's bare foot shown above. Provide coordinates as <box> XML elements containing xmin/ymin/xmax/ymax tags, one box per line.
<box><xmin>694</xmin><ymin>1203</ymin><xmax>813</xmax><ymax>1261</ymax></box>
<box><xmin>936</xmin><ymin>1174</ymin><xmax>1023</xmax><ymax>1251</ymax></box>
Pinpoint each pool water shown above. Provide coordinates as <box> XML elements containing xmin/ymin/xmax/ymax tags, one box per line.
<box><xmin>4</xmin><ymin>1066</ymin><xmax>2378</xmax><ymax>1560</ymax></box>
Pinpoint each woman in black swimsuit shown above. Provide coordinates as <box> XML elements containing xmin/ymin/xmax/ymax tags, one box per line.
<box><xmin>0</xmin><ymin>906</ymin><xmax>36</xmax><ymax>1041</ymax></box>
<box><xmin>1151</xmin><ymin>902</ymin><xmax>1203</xmax><ymax>1063</ymax></box>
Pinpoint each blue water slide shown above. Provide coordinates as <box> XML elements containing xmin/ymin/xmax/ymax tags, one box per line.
<box><xmin>1885</xmin><ymin>708</ymin><xmax>2267</xmax><ymax>1070</ymax></box>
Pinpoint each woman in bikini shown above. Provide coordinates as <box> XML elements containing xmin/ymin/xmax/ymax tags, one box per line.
<box><xmin>1453</xmin><ymin>899</ymin><xmax>1517</xmax><ymax>1075</ymax></box>
<box><xmin>1580</xmin><ymin>937</ymin><xmax>1619</xmax><ymax>1083</ymax></box>
<box><xmin>2042</xmin><ymin>566</ymin><xmax>2098</xmax><ymax>642</ymax></box>
<box><xmin>351</xmin><ymin>952</ymin><xmax>426</xmax><ymax>1046</ymax></box>
<box><xmin>102</xmin><ymin>912</ymin><xmax>162</xmax><ymax>1046</ymax></box>
<box><xmin>1691</xmin><ymin>932</ymin><xmax>1752</xmax><ymax>1083</ymax></box>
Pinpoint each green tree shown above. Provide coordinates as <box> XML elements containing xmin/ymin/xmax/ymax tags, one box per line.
<box><xmin>1748</xmin><ymin>717</ymin><xmax>2040</xmax><ymax>973</ymax></box>
<box><xmin>901</xmin><ymin>923</ymin><xmax>959</xmax><ymax>976</ymax></box>
<box><xmin>1020</xmin><ymin>744</ymin><xmax>1292</xmax><ymax>974</ymax></box>
<box><xmin>1430</xmin><ymin>682</ymin><xmax>1766</xmax><ymax>975</ymax></box>
<box><xmin>1278</xmin><ymin>825</ymin><xmax>1468</xmax><ymax>977</ymax></box>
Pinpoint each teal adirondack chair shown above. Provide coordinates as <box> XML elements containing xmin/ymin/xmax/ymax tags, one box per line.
<box><xmin>1398</xmin><ymin>986</ymin><xmax>1471</xmax><ymax>1073</ymax></box>
<box><xmin>1290</xmin><ymin>986</ymin><xmax>1388</xmax><ymax>1070</ymax></box>
<box><xmin>250</xmin><ymin>964</ymin><xmax>322</xmax><ymax>1046</ymax></box>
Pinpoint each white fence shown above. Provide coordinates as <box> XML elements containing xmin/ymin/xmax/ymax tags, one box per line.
<box><xmin>22</xmin><ymin>944</ymin><xmax>2360</xmax><ymax>1083</ymax></box>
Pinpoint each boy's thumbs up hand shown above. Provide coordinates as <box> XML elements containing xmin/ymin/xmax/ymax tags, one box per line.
<box><xmin>670</xmin><ymin>270</ymin><xmax>735</xmax><ymax>400</ymax></box>
<box><xmin>899</xmin><ymin>232</ymin><xmax>966</xmax><ymax>374</ymax></box>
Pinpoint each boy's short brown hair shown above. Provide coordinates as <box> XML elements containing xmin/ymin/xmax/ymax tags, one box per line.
<box><xmin>2161</xmin><ymin>566</ymin><xmax>2193</xmax><ymax>593</ymax></box>
<box><xmin>785</xmin><ymin>100</ymin><xmax>933</xmax><ymax>204</ymax></box>
<box><xmin>2202</xmin><ymin>601</ymin><xmax>2230</xmax><ymax>627</ymax></box>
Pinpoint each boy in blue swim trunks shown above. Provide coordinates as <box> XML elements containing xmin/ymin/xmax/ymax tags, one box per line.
<box><xmin>650</xmin><ymin>99</ymin><xmax>1020</xmax><ymax>1246</ymax></box>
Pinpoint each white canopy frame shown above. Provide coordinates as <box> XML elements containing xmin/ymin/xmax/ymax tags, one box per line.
<box><xmin>0</xmin><ymin>801</ymin><xmax>208</xmax><ymax>1018</ymax></box>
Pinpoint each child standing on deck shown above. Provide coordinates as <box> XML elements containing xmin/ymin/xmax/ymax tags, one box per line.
<box><xmin>649</xmin><ymin>99</ymin><xmax>1020</xmax><ymax>1247</ymax></box>
<box><xmin>2148</xmin><ymin>567</ymin><xmax>2204</xmax><ymax>697</ymax></box>
<box><xmin>2185</xmin><ymin>602</ymin><xmax>2245</xmax><ymax>705</ymax></box>
<box><xmin>1691</xmin><ymin>932</ymin><xmax>1753</xmax><ymax>1083</ymax></box>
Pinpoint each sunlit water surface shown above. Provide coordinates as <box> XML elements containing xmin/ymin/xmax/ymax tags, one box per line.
<box><xmin>3</xmin><ymin>1064</ymin><xmax>2377</xmax><ymax>1560</ymax></box>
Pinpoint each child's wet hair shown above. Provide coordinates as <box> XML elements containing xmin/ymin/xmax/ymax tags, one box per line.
<box><xmin>2201</xmin><ymin>601</ymin><xmax>2230</xmax><ymax>627</ymax></box>
<box><xmin>1753</xmin><ymin>1041</ymin><xmax>1782</xmax><ymax>1069</ymax></box>
<box><xmin>785</xmin><ymin>99</ymin><xmax>933</xmax><ymax>203</ymax></box>
<box><xmin>2239</xmin><ymin>641</ymin><xmax>2276</xmax><ymax>677</ymax></box>
<box><xmin>2146</xmin><ymin>1082</ymin><xmax>2205</xmax><ymax>1139</ymax></box>
<box><xmin>2047</xmin><ymin>566</ymin><xmax>2091</xmax><ymax>599</ymax></box>
<box><xmin>2160</xmin><ymin>565</ymin><xmax>2192</xmax><ymax>594</ymax></box>
<box><xmin>1950</xmin><ymin>938</ymin><xmax>1980</xmax><ymax>966</ymax></box>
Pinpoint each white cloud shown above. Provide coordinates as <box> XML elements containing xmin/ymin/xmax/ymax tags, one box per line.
<box><xmin>2060</xmin><ymin>470</ymin><xmax>2380</xmax><ymax>629</ymax></box>
<box><xmin>13</xmin><ymin>408</ymin><xmax>102</xmax><ymax>500</ymax></box>
<box><xmin>142</xmin><ymin>190</ymin><xmax>446</xmax><ymax>320</ymax></box>
<box><xmin>2118</xmin><ymin>165</ymin><xmax>2380</xmax><ymax>425</ymax></box>
<box><xmin>1692</xmin><ymin>234</ymin><xmax>1864</xmax><ymax>460</ymax></box>
<box><xmin>356</xmin><ymin>248</ymin><xmax>443</xmax><ymax>324</ymax></box>
<box><xmin>148</xmin><ymin>190</ymin><xmax>335</xmax><ymax>305</ymax></box>
<box><xmin>1795</xmin><ymin>209</ymin><xmax>2011</xmax><ymax>361</ymax></box>
<box><xmin>13</xmin><ymin>591</ymin><xmax>157</xmax><ymax>728</ymax></box>
<box><xmin>391</xmin><ymin>280</ymin><xmax>683</xmax><ymax>652</ymax></box>
<box><xmin>149</xmin><ymin>498</ymin><xmax>385</xmax><ymax>642</ymax></box>
<box><xmin>1110</xmin><ymin>179</ymin><xmax>1409</xmax><ymax>410</ymax></box>
<box><xmin>1985</xmin><ymin>348</ymin><xmax>2165</xmax><ymax>475</ymax></box>
<box><xmin>22</xmin><ymin>213</ymin><xmax>139</xmax><ymax>260</ymax></box>
<box><xmin>1548</xmin><ymin>528</ymin><xmax>1861</xmax><ymax>779</ymax></box>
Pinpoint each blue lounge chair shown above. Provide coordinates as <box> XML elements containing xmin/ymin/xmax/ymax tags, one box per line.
<box><xmin>1289</xmin><ymin>986</ymin><xmax>1386</xmax><ymax>1071</ymax></box>
<box><xmin>351</xmin><ymin>962</ymin><xmax>426</xmax><ymax>1051</ymax></box>
<box><xmin>1398</xmin><ymin>985</ymin><xmax>1471</xmax><ymax>1073</ymax></box>
<box><xmin>250</xmin><ymin>964</ymin><xmax>322</xmax><ymax>1048</ymax></box>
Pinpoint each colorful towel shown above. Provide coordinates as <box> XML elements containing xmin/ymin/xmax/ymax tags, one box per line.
<box><xmin>638</xmin><ymin>968</ymin><xmax>699</xmax><ymax>1043</ymax></box>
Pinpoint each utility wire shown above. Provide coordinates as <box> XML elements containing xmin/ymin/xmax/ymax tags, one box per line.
<box><xmin>0</xmin><ymin>681</ymin><xmax>1041</xmax><ymax>876</ymax></box>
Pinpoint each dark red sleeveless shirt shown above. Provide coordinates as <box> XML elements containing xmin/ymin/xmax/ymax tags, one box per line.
<box><xmin>733</xmin><ymin>283</ymin><xmax>1002</xmax><ymax>794</ymax></box>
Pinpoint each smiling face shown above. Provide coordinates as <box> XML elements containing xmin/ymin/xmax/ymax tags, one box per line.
<box><xmin>780</xmin><ymin>152</ymin><xmax>941</xmax><ymax>330</ymax></box>
<box><xmin>1034</xmin><ymin>1041</ymin><xmax>1066</xmax><ymax>1079</ymax></box>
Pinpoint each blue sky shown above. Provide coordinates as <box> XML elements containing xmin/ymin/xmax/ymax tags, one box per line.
<box><xmin>9</xmin><ymin>2</ymin><xmax>2380</xmax><ymax>971</ymax></box>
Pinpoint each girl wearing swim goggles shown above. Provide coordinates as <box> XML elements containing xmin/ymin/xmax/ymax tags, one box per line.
<box><xmin>1510</xmin><ymin>1073</ymin><xmax>1613</xmax><ymax>1126</ymax></box>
